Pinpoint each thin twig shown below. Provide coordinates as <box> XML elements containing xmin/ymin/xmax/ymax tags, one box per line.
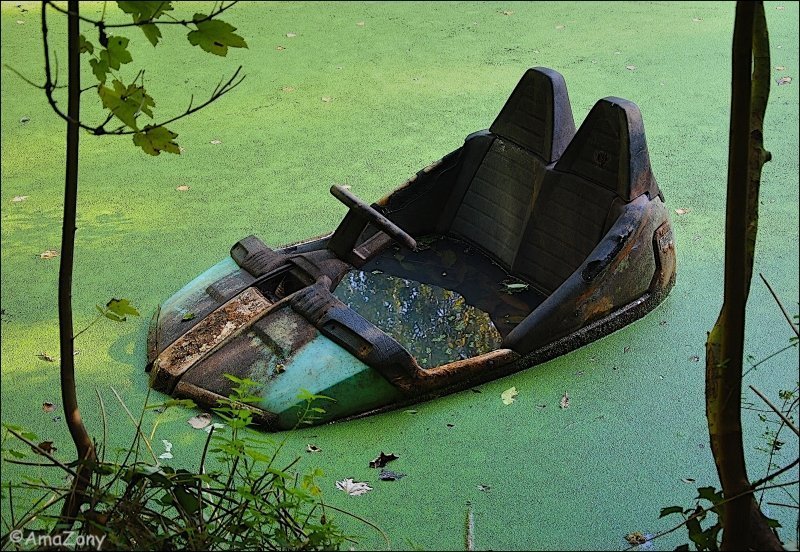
<box><xmin>750</xmin><ymin>458</ymin><xmax>800</xmax><ymax>490</ymax></box>
<box><xmin>319</xmin><ymin>503</ymin><xmax>392</xmax><ymax>550</ymax></box>
<box><xmin>766</xmin><ymin>501</ymin><xmax>799</xmax><ymax>509</ymax></box>
<box><xmin>760</xmin><ymin>273</ymin><xmax>800</xmax><ymax>337</ymax></box>
<box><xmin>466</xmin><ymin>502</ymin><xmax>475</xmax><ymax>551</ymax></box>
<box><xmin>44</xmin><ymin>0</ymin><xmax>240</xmax><ymax>29</ymax></box>
<box><xmin>110</xmin><ymin>386</ymin><xmax>159</xmax><ymax>463</ymax></box>
<box><xmin>748</xmin><ymin>385</ymin><xmax>800</xmax><ymax>437</ymax></box>
<box><xmin>6</xmin><ymin>429</ymin><xmax>79</xmax><ymax>479</ymax></box>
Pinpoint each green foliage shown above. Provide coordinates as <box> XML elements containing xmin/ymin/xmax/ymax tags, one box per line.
<box><xmin>98</xmin><ymin>79</ymin><xmax>155</xmax><ymax>130</ymax></box>
<box><xmin>187</xmin><ymin>14</ymin><xmax>248</xmax><ymax>56</ymax></box>
<box><xmin>134</xmin><ymin>125</ymin><xmax>180</xmax><ymax>156</ymax></box>
<box><xmin>96</xmin><ymin>297</ymin><xmax>141</xmax><ymax>322</ymax></box>
<box><xmin>0</xmin><ymin>381</ymin><xmax>356</xmax><ymax>550</ymax></box>
<box><xmin>116</xmin><ymin>1</ymin><xmax>175</xmax><ymax>46</ymax></box>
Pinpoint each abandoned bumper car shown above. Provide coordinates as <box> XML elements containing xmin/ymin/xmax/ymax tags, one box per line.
<box><xmin>146</xmin><ymin>67</ymin><xmax>676</xmax><ymax>430</ymax></box>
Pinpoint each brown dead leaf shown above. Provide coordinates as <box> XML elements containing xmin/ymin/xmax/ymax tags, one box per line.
<box><xmin>42</xmin><ymin>402</ymin><xmax>57</xmax><ymax>413</ymax></box>
<box><xmin>16</xmin><ymin>20</ymin><xmax>24</xmax><ymax>25</ymax></box>
<box><xmin>690</xmin><ymin>355</ymin><xmax>700</xmax><ymax>362</ymax></box>
<box><xmin>369</xmin><ymin>451</ymin><xmax>399</xmax><ymax>468</ymax></box>
<box><xmin>692</xmin><ymin>17</ymin><xmax>703</xmax><ymax>22</ymax></box>
<box><xmin>626</xmin><ymin>65</ymin><xmax>637</xmax><ymax>71</ymax></box>
<box><xmin>19</xmin><ymin>117</ymin><xmax>30</xmax><ymax>124</ymax></box>
<box><xmin>281</xmin><ymin>86</ymin><xmax>296</xmax><ymax>93</ymax></box>
<box><xmin>33</xmin><ymin>441</ymin><xmax>56</xmax><ymax>456</ymax></box>
<box><xmin>176</xmin><ymin>185</ymin><xmax>190</xmax><ymax>192</ymax></box>
<box><xmin>623</xmin><ymin>346</ymin><xmax>631</xmax><ymax>353</ymax></box>
<box><xmin>501</xmin><ymin>10</ymin><xmax>514</xmax><ymax>16</ymax></box>
<box><xmin>37</xmin><ymin>352</ymin><xmax>56</xmax><ymax>362</ymax></box>
<box><xmin>187</xmin><ymin>413</ymin><xmax>212</xmax><ymax>429</ymax></box>
<box><xmin>379</xmin><ymin>469</ymin><xmax>406</xmax><ymax>481</ymax></box>
<box><xmin>356</xmin><ymin>21</ymin><xmax>365</xmax><ymax>27</ymax></box>
<box><xmin>777</xmin><ymin>76</ymin><xmax>792</xmax><ymax>85</ymax></box>
<box><xmin>675</xmin><ymin>208</ymin><xmax>690</xmax><ymax>215</ymax></box>
<box><xmin>286</xmin><ymin>32</ymin><xmax>297</xmax><ymax>38</ymax></box>
<box><xmin>681</xmin><ymin>477</ymin><xmax>696</xmax><ymax>484</ymax></box>
<box><xmin>210</xmin><ymin>139</ymin><xmax>222</xmax><ymax>145</ymax></box>
<box><xmin>306</xmin><ymin>444</ymin><xmax>321</xmax><ymax>453</ymax></box>
<box><xmin>39</xmin><ymin>250</ymin><xmax>59</xmax><ymax>260</ymax></box>
<box><xmin>12</xmin><ymin>195</ymin><xmax>28</xmax><ymax>202</ymax></box>
<box><xmin>559</xmin><ymin>391</ymin><xmax>570</xmax><ymax>409</ymax></box>
<box><xmin>276</xmin><ymin>45</ymin><xmax>285</xmax><ymax>51</ymax></box>
<box><xmin>321</xmin><ymin>96</ymin><xmax>332</xmax><ymax>103</ymax></box>
<box><xmin>775</xmin><ymin>65</ymin><xmax>786</xmax><ymax>71</ymax></box>
<box><xmin>625</xmin><ymin>532</ymin><xmax>648</xmax><ymax>546</ymax></box>
<box><xmin>555</xmin><ymin>24</ymin><xmax>565</xmax><ymax>30</ymax></box>
<box><xmin>776</xmin><ymin>5</ymin><xmax>785</xmax><ymax>10</ymax></box>
<box><xmin>477</xmin><ymin>484</ymin><xmax>491</xmax><ymax>492</ymax></box>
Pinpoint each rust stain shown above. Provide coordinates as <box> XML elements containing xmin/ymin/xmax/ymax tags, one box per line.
<box><xmin>152</xmin><ymin>287</ymin><xmax>271</xmax><ymax>392</ymax></box>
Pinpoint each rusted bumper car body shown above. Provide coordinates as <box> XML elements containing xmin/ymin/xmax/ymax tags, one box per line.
<box><xmin>146</xmin><ymin>67</ymin><xmax>676</xmax><ymax>430</ymax></box>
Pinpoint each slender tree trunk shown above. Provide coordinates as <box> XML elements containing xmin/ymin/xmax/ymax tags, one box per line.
<box><xmin>705</xmin><ymin>2</ymin><xmax>780</xmax><ymax>549</ymax></box>
<box><xmin>56</xmin><ymin>0</ymin><xmax>96</xmax><ymax>526</ymax></box>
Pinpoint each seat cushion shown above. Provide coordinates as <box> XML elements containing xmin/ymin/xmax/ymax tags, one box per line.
<box><xmin>449</xmin><ymin>139</ymin><xmax>546</xmax><ymax>268</ymax></box>
<box><xmin>513</xmin><ymin>173</ymin><xmax>618</xmax><ymax>295</ymax></box>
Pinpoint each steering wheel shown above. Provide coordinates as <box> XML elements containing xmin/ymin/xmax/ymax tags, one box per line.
<box><xmin>330</xmin><ymin>185</ymin><xmax>417</xmax><ymax>251</ymax></box>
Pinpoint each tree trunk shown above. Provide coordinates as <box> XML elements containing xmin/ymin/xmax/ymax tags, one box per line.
<box><xmin>705</xmin><ymin>2</ymin><xmax>780</xmax><ymax>549</ymax></box>
<box><xmin>56</xmin><ymin>0</ymin><xmax>96</xmax><ymax>526</ymax></box>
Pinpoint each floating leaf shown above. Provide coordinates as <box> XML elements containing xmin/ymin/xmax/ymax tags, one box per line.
<box><xmin>500</xmin><ymin>282</ymin><xmax>528</xmax><ymax>294</ymax></box>
<box><xmin>12</xmin><ymin>195</ymin><xmax>28</xmax><ymax>202</ymax></box>
<box><xmin>624</xmin><ymin>532</ymin><xmax>648</xmax><ymax>545</ymax></box>
<box><xmin>689</xmin><ymin>355</ymin><xmax>700</xmax><ymax>362</ymax></box>
<box><xmin>187</xmin><ymin>14</ymin><xmax>248</xmax><ymax>56</ymax></box>
<box><xmin>555</xmin><ymin>24</ymin><xmax>565</xmax><ymax>29</ymax></box>
<box><xmin>777</xmin><ymin>76</ymin><xmax>792</xmax><ymax>85</ymax></box>
<box><xmin>134</xmin><ymin>125</ymin><xmax>179</xmax><ymax>156</ymax></box>
<box><xmin>282</xmin><ymin>86</ymin><xmax>296</xmax><ymax>92</ymax></box>
<box><xmin>33</xmin><ymin>441</ymin><xmax>56</xmax><ymax>456</ymax></box>
<box><xmin>692</xmin><ymin>17</ymin><xmax>703</xmax><ymax>22</ymax></box>
<box><xmin>560</xmin><ymin>391</ymin><xmax>570</xmax><ymax>409</ymax></box>
<box><xmin>776</xmin><ymin>5</ymin><xmax>785</xmax><ymax>9</ymax></box>
<box><xmin>675</xmin><ymin>208</ymin><xmax>690</xmax><ymax>215</ymax></box>
<box><xmin>42</xmin><ymin>402</ymin><xmax>56</xmax><ymax>413</ymax></box>
<box><xmin>286</xmin><ymin>32</ymin><xmax>297</xmax><ymax>38</ymax></box>
<box><xmin>356</xmin><ymin>21</ymin><xmax>365</xmax><ymax>27</ymax></box>
<box><xmin>306</xmin><ymin>444</ymin><xmax>322</xmax><ymax>453</ymax></box>
<box><xmin>501</xmin><ymin>10</ymin><xmax>514</xmax><ymax>16</ymax></box>
<box><xmin>176</xmin><ymin>185</ymin><xmax>191</xmax><ymax>192</ymax></box>
<box><xmin>187</xmin><ymin>413</ymin><xmax>212</xmax><ymax>429</ymax></box>
<box><xmin>276</xmin><ymin>45</ymin><xmax>286</xmax><ymax>51</ymax></box>
<box><xmin>159</xmin><ymin>439</ymin><xmax>173</xmax><ymax>460</ymax></box>
<box><xmin>379</xmin><ymin>469</ymin><xmax>406</xmax><ymax>481</ymax></box>
<box><xmin>501</xmin><ymin>386</ymin><xmax>518</xmax><ymax>405</ymax></box>
<box><xmin>403</xmin><ymin>409</ymin><xmax>418</xmax><ymax>414</ymax></box>
<box><xmin>39</xmin><ymin>250</ymin><xmax>59</xmax><ymax>260</ymax></box>
<box><xmin>336</xmin><ymin>478</ymin><xmax>372</xmax><ymax>496</ymax></box>
<box><xmin>182</xmin><ymin>312</ymin><xmax>196</xmax><ymax>321</ymax></box>
<box><xmin>321</xmin><ymin>96</ymin><xmax>332</xmax><ymax>103</ymax></box>
<box><xmin>19</xmin><ymin>117</ymin><xmax>30</xmax><ymax>124</ymax></box>
<box><xmin>37</xmin><ymin>352</ymin><xmax>56</xmax><ymax>362</ymax></box>
<box><xmin>477</xmin><ymin>484</ymin><xmax>491</xmax><ymax>492</ymax></box>
<box><xmin>205</xmin><ymin>422</ymin><xmax>225</xmax><ymax>434</ymax></box>
<box><xmin>369</xmin><ymin>452</ymin><xmax>399</xmax><ymax>468</ymax></box>
<box><xmin>626</xmin><ymin>65</ymin><xmax>637</xmax><ymax>71</ymax></box>
<box><xmin>775</xmin><ymin>65</ymin><xmax>786</xmax><ymax>71</ymax></box>
<box><xmin>681</xmin><ymin>477</ymin><xmax>696</xmax><ymax>484</ymax></box>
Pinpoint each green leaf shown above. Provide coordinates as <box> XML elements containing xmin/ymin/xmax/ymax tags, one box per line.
<box><xmin>133</xmin><ymin>125</ymin><xmax>181</xmax><ymax>156</ymax></box>
<box><xmin>695</xmin><ymin>486</ymin><xmax>723</xmax><ymax>505</ymax></box>
<box><xmin>89</xmin><ymin>58</ymin><xmax>109</xmax><ymax>84</ymax></box>
<box><xmin>116</xmin><ymin>1</ymin><xmax>174</xmax><ymax>22</ymax></box>
<box><xmin>187</xmin><ymin>14</ymin><xmax>248</xmax><ymax>57</ymax></box>
<box><xmin>99</xmin><ymin>80</ymin><xmax>155</xmax><ymax>130</ymax></box>
<box><xmin>99</xmin><ymin>36</ymin><xmax>133</xmax><ymax>70</ymax></box>
<box><xmin>182</xmin><ymin>312</ymin><xmax>196</xmax><ymax>321</ymax></box>
<box><xmin>765</xmin><ymin>516</ymin><xmax>782</xmax><ymax>528</ymax></box>
<box><xmin>106</xmin><ymin>298</ymin><xmax>140</xmax><ymax>320</ymax></box>
<box><xmin>140</xmin><ymin>23</ymin><xmax>162</xmax><ymax>47</ymax></box>
<box><xmin>173</xmin><ymin>485</ymin><xmax>200</xmax><ymax>514</ymax></box>
<box><xmin>674</xmin><ymin>545</ymin><xmax>690</xmax><ymax>551</ymax></box>
<box><xmin>78</xmin><ymin>34</ymin><xmax>94</xmax><ymax>54</ymax></box>
<box><xmin>659</xmin><ymin>506</ymin><xmax>684</xmax><ymax>518</ymax></box>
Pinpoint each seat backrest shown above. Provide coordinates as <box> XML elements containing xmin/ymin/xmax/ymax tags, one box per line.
<box><xmin>513</xmin><ymin>97</ymin><xmax>660</xmax><ymax>295</ymax></box>
<box><xmin>445</xmin><ymin>67</ymin><xmax>576</xmax><ymax>269</ymax></box>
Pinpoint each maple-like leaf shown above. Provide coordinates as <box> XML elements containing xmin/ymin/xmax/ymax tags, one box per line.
<box><xmin>187</xmin><ymin>413</ymin><xmax>212</xmax><ymax>429</ymax></box>
<box><xmin>99</xmin><ymin>36</ymin><xmax>133</xmax><ymax>70</ymax></box>
<box><xmin>336</xmin><ymin>478</ymin><xmax>372</xmax><ymax>496</ymax></box>
<box><xmin>369</xmin><ymin>452</ymin><xmax>399</xmax><ymax>468</ymax></box>
<box><xmin>501</xmin><ymin>386</ymin><xmax>518</xmax><ymax>405</ymax></box>
<box><xmin>187</xmin><ymin>14</ymin><xmax>248</xmax><ymax>57</ymax></box>
<box><xmin>99</xmin><ymin>80</ymin><xmax>155</xmax><ymax>130</ymax></box>
<box><xmin>134</xmin><ymin>125</ymin><xmax>180</xmax><ymax>156</ymax></box>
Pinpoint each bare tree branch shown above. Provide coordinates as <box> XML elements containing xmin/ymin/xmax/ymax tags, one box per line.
<box><xmin>43</xmin><ymin>0</ymin><xmax>240</xmax><ymax>29</ymax></box>
<box><xmin>760</xmin><ymin>273</ymin><xmax>800</xmax><ymax>337</ymax></box>
<box><xmin>748</xmin><ymin>385</ymin><xmax>800</xmax><ymax>437</ymax></box>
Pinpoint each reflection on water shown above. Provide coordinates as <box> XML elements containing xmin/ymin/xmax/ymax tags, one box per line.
<box><xmin>333</xmin><ymin>270</ymin><xmax>502</xmax><ymax>368</ymax></box>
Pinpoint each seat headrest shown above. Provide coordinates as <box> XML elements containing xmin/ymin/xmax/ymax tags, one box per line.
<box><xmin>554</xmin><ymin>97</ymin><xmax>660</xmax><ymax>202</ymax></box>
<box><xmin>490</xmin><ymin>67</ymin><xmax>576</xmax><ymax>164</ymax></box>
